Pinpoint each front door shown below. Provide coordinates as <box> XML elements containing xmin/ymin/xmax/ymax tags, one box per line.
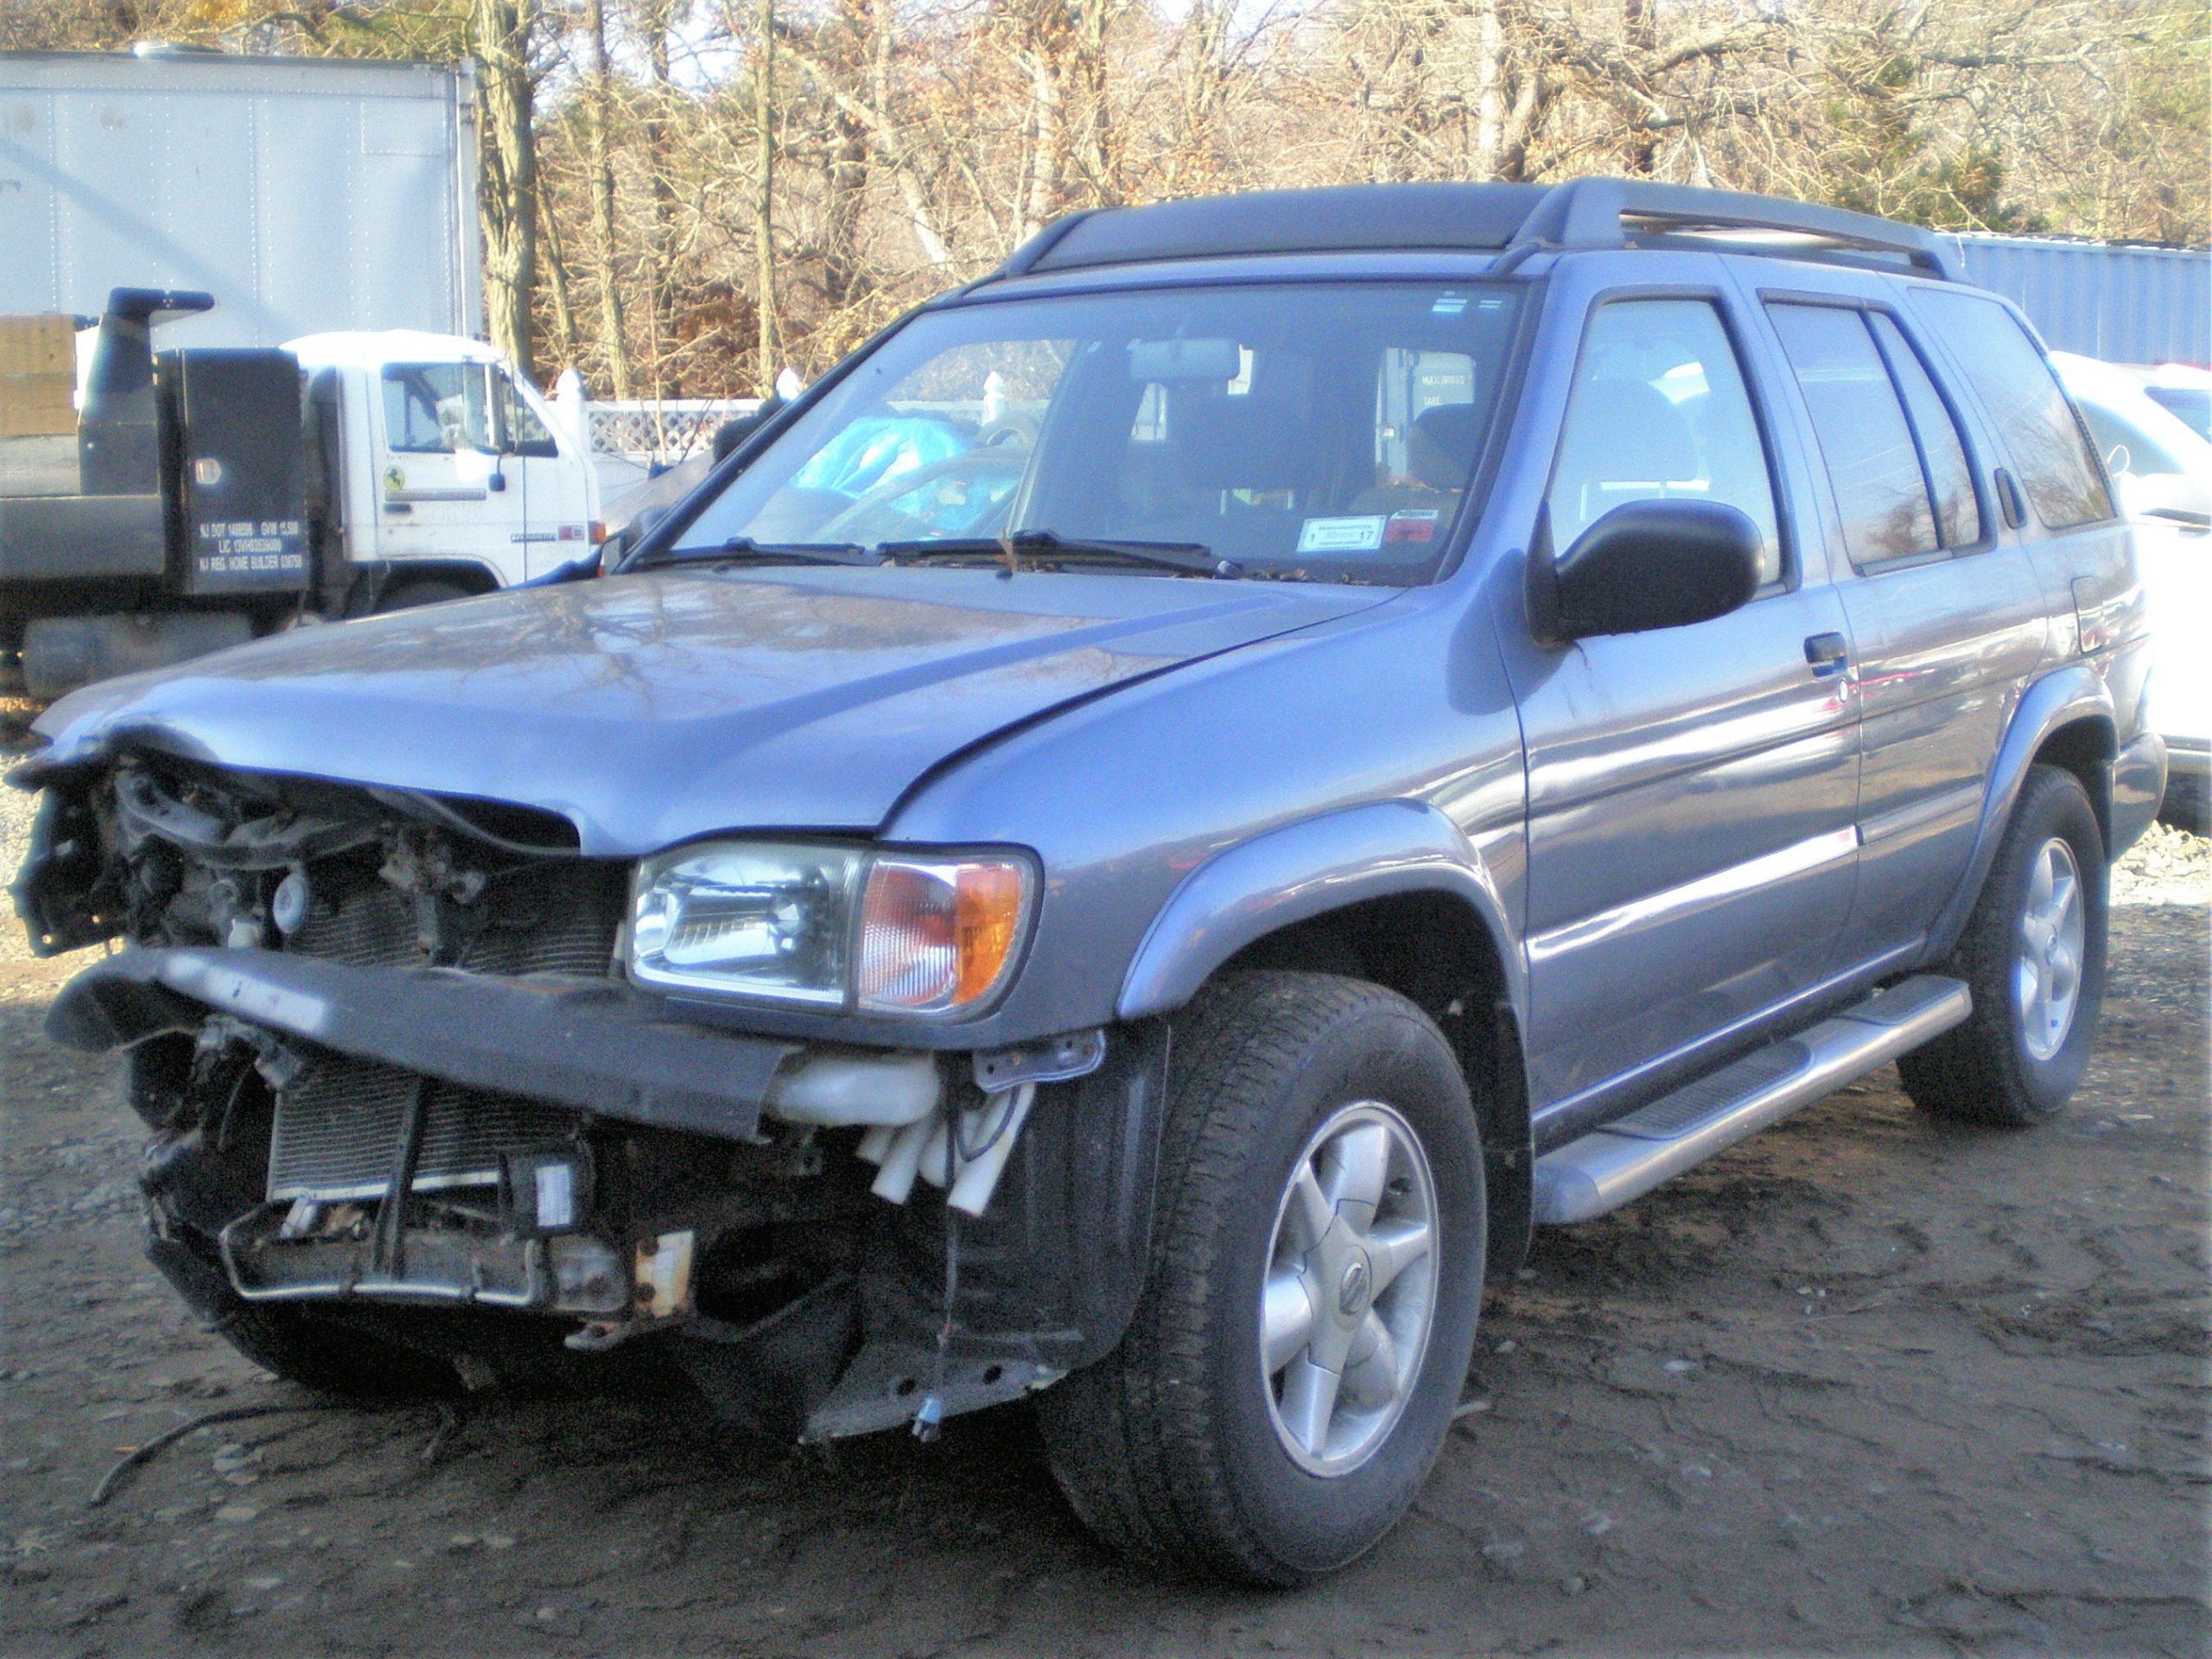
<box><xmin>1508</xmin><ymin>284</ymin><xmax>1860</xmax><ymax>1125</ymax></box>
<box><xmin>493</xmin><ymin>367</ymin><xmax>595</xmax><ymax>578</ymax></box>
<box><xmin>374</xmin><ymin>359</ymin><xmax>527</xmax><ymax>582</ymax></box>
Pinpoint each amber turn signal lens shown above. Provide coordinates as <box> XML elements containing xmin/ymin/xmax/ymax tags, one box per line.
<box><xmin>856</xmin><ymin>857</ymin><xmax>1031</xmax><ymax>1014</ymax></box>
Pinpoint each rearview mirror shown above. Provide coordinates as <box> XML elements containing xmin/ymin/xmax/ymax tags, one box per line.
<box><xmin>1539</xmin><ymin>499</ymin><xmax>1764</xmax><ymax>640</ymax></box>
<box><xmin>1128</xmin><ymin>338</ymin><xmax>1242</xmax><ymax>382</ymax></box>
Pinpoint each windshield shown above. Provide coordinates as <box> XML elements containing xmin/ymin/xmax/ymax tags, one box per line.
<box><xmin>2145</xmin><ymin>385</ymin><xmax>2211</xmax><ymax>442</ymax></box>
<box><xmin>664</xmin><ymin>282</ymin><xmax>1524</xmax><ymax>582</ymax></box>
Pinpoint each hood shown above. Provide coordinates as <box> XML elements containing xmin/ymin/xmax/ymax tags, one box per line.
<box><xmin>30</xmin><ymin>567</ymin><xmax>1389</xmax><ymax>855</ymax></box>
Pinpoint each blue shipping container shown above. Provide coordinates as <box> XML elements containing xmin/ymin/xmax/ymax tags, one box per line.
<box><xmin>1950</xmin><ymin>235</ymin><xmax>2210</xmax><ymax>366</ymax></box>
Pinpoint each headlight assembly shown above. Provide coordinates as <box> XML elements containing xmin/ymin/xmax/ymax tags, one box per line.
<box><xmin>629</xmin><ymin>841</ymin><xmax>1034</xmax><ymax>1017</ymax></box>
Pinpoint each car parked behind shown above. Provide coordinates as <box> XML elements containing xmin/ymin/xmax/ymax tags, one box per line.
<box><xmin>2052</xmin><ymin>350</ymin><xmax>2209</xmax><ymax>824</ymax></box>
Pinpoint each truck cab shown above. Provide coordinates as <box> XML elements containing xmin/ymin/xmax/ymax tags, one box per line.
<box><xmin>291</xmin><ymin>332</ymin><xmax>601</xmax><ymax>608</ymax></box>
<box><xmin>1</xmin><ymin>292</ymin><xmax>600</xmax><ymax>700</ymax></box>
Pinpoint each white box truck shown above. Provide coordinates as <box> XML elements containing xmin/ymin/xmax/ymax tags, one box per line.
<box><xmin>1</xmin><ymin>46</ymin><xmax>480</xmax><ymax>347</ymax></box>
<box><xmin>0</xmin><ymin>49</ymin><xmax>601</xmax><ymax>699</ymax></box>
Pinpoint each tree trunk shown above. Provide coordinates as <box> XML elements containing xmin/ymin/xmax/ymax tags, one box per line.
<box><xmin>583</xmin><ymin>0</ymin><xmax>631</xmax><ymax>398</ymax></box>
<box><xmin>1622</xmin><ymin>0</ymin><xmax>1659</xmax><ymax>175</ymax></box>
<box><xmin>636</xmin><ymin>0</ymin><xmax>681</xmax><ymax>394</ymax></box>
<box><xmin>1072</xmin><ymin>0</ymin><xmax>1117</xmax><ymax>203</ymax></box>
<box><xmin>541</xmin><ymin>182</ymin><xmax>580</xmax><ymax>363</ymax></box>
<box><xmin>473</xmin><ymin>0</ymin><xmax>537</xmax><ymax>380</ymax></box>
<box><xmin>1472</xmin><ymin>0</ymin><xmax>1503</xmax><ymax>180</ymax></box>
<box><xmin>754</xmin><ymin>0</ymin><xmax>779</xmax><ymax>395</ymax></box>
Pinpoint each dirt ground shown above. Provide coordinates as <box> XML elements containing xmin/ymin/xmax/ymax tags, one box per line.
<box><xmin>2</xmin><ymin>782</ymin><xmax>2205</xmax><ymax>1658</ymax></box>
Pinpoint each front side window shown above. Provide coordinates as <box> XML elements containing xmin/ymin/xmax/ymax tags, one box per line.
<box><xmin>667</xmin><ymin>283</ymin><xmax>1525</xmax><ymax>583</ymax></box>
<box><xmin>2145</xmin><ymin>385</ymin><xmax>2211</xmax><ymax>442</ymax></box>
<box><xmin>1545</xmin><ymin>298</ymin><xmax>1783</xmax><ymax>585</ymax></box>
<box><xmin>1909</xmin><ymin>289</ymin><xmax>2112</xmax><ymax>530</ymax></box>
<box><xmin>1769</xmin><ymin>303</ymin><xmax>1940</xmax><ymax>565</ymax></box>
<box><xmin>381</xmin><ymin>363</ymin><xmax>494</xmax><ymax>455</ymax></box>
<box><xmin>2074</xmin><ymin>395</ymin><xmax>2195</xmax><ymax>481</ymax></box>
<box><xmin>497</xmin><ymin>372</ymin><xmax>559</xmax><ymax>459</ymax></box>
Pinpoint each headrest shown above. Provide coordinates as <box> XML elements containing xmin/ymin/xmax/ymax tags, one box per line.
<box><xmin>1171</xmin><ymin>396</ymin><xmax>1317</xmax><ymax>493</ymax></box>
<box><xmin>1561</xmin><ymin>380</ymin><xmax>1700</xmax><ymax>485</ymax></box>
<box><xmin>1408</xmin><ymin>403</ymin><xmax>1484</xmax><ymax>492</ymax></box>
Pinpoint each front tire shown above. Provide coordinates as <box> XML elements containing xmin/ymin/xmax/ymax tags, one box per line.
<box><xmin>218</xmin><ymin>1302</ymin><xmax>463</xmax><ymax>1399</ymax></box>
<box><xmin>1899</xmin><ymin>764</ymin><xmax>2107</xmax><ymax>1126</ymax></box>
<box><xmin>1038</xmin><ymin>972</ymin><xmax>1484</xmax><ymax>1585</ymax></box>
<box><xmin>373</xmin><ymin>578</ymin><xmax>474</xmax><ymax>613</ymax></box>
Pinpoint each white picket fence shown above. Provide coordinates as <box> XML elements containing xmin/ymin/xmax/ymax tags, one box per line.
<box><xmin>582</xmin><ymin>397</ymin><xmax>763</xmax><ymax>464</ymax></box>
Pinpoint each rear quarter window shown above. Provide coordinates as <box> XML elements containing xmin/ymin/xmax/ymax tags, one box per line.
<box><xmin>1907</xmin><ymin>289</ymin><xmax>2112</xmax><ymax>530</ymax></box>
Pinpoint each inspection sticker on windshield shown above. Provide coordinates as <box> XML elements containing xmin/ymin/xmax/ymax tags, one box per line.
<box><xmin>1297</xmin><ymin>515</ymin><xmax>1386</xmax><ymax>553</ymax></box>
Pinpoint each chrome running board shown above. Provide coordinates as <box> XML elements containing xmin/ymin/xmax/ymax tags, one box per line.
<box><xmin>1532</xmin><ymin>975</ymin><xmax>1971</xmax><ymax>1224</ymax></box>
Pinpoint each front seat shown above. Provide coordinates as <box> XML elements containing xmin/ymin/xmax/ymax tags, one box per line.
<box><xmin>1353</xmin><ymin>401</ymin><xmax>1487</xmax><ymax>517</ymax></box>
<box><xmin>1546</xmin><ymin>379</ymin><xmax>1701</xmax><ymax>547</ymax></box>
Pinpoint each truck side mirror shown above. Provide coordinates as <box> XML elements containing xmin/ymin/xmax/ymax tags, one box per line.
<box><xmin>713</xmin><ymin>396</ymin><xmax>782</xmax><ymax>463</ymax></box>
<box><xmin>1539</xmin><ymin>499</ymin><xmax>1764</xmax><ymax>640</ymax></box>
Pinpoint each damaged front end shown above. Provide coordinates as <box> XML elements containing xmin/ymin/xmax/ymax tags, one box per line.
<box><xmin>13</xmin><ymin>752</ymin><xmax>1165</xmax><ymax>1442</ymax></box>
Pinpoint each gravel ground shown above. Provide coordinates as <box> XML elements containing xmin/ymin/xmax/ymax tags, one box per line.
<box><xmin>1</xmin><ymin>759</ymin><xmax>2206</xmax><ymax>1657</ymax></box>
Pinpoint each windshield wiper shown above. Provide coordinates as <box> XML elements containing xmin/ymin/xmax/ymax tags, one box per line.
<box><xmin>634</xmin><ymin>536</ymin><xmax>882</xmax><ymax>570</ymax></box>
<box><xmin>880</xmin><ymin>531</ymin><xmax>1240</xmax><ymax>577</ymax></box>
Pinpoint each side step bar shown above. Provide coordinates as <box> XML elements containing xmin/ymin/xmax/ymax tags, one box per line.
<box><xmin>1533</xmin><ymin>975</ymin><xmax>1970</xmax><ymax>1224</ymax></box>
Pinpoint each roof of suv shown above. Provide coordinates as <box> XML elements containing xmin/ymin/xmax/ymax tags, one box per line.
<box><xmin>996</xmin><ymin>178</ymin><xmax>1966</xmax><ymax>286</ymax></box>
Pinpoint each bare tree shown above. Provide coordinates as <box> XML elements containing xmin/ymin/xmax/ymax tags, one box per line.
<box><xmin>11</xmin><ymin>0</ymin><xmax>2200</xmax><ymax>398</ymax></box>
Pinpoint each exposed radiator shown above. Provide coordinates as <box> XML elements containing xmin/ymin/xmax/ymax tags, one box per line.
<box><xmin>268</xmin><ymin>1055</ymin><xmax>582</xmax><ymax>1202</ymax></box>
<box><xmin>263</xmin><ymin>842</ymin><xmax>624</xmax><ymax>1203</ymax></box>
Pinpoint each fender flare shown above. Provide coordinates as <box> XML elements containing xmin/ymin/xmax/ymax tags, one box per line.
<box><xmin>1926</xmin><ymin>662</ymin><xmax>2114</xmax><ymax>961</ymax></box>
<box><xmin>1116</xmin><ymin>798</ymin><xmax>1528</xmax><ymax>1029</ymax></box>
<box><xmin>1115</xmin><ymin>798</ymin><xmax>1535</xmax><ymax>1281</ymax></box>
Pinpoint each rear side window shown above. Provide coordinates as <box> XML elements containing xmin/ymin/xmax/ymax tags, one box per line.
<box><xmin>1908</xmin><ymin>289</ymin><xmax>2112</xmax><ymax>529</ymax></box>
<box><xmin>1767</xmin><ymin>303</ymin><xmax>1938</xmax><ymax>564</ymax></box>
<box><xmin>1868</xmin><ymin>315</ymin><xmax>1981</xmax><ymax>549</ymax></box>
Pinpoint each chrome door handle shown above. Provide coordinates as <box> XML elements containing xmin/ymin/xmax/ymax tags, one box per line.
<box><xmin>1804</xmin><ymin>632</ymin><xmax>1850</xmax><ymax>677</ymax></box>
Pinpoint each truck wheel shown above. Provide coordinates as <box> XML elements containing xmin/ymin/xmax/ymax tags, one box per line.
<box><xmin>218</xmin><ymin>1303</ymin><xmax>462</xmax><ymax>1399</ymax></box>
<box><xmin>374</xmin><ymin>579</ymin><xmax>473</xmax><ymax>613</ymax></box>
<box><xmin>1899</xmin><ymin>765</ymin><xmax>2107</xmax><ymax>1127</ymax></box>
<box><xmin>1038</xmin><ymin>971</ymin><xmax>1484</xmax><ymax>1585</ymax></box>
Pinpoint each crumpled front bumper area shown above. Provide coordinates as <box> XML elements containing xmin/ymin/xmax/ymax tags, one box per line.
<box><xmin>54</xmin><ymin>944</ymin><xmax>1171</xmax><ymax>1444</ymax></box>
<box><xmin>48</xmin><ymin>946</ymin><xmax>794</xmax><ymax>1141</ymax></box>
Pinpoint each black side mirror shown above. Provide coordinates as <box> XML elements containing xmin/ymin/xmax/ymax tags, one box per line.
<box><xmin>1535</xmin><ymin>499</ymin><xmax>1764</xmax><ymax>641</ymax></box>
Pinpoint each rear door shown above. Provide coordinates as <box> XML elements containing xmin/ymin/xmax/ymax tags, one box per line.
<box><xmin>1506</xmin><ymin>257</ymin><xmax>1861</xmax><ymax>1123</ymax></box>
<box><xmin>1750</xmin><ymin>278</ymin><xmax>2052</xmax><ymax>968</ymax></box>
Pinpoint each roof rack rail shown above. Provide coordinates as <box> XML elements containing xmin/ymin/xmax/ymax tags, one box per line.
<box><xmin>992</xmin><ymin>177</ymin><xmax>1965</xmax><ymax>283</ymax></box>
<box><xmin>1506</xmin><ymin>178</ymin><xmax>1965</xmax><ymax>283</ymax></box>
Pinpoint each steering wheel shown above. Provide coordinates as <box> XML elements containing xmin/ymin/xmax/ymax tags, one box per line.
<box><xmin>817</xmin><ymin>447</ymin><xmax>1029</xmax><ymax>544</ymax></box>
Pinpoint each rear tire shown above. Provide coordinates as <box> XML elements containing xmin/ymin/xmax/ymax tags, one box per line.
<box><xmin>1899</xmin><ymin>764</ymin><xmax>2107</xmax><ymax>1127</ymax></box>
<box><xmin>1037</xmin><ymin>971</ymin><xmax>1484</xmax><ymax>1585</ymax></box>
